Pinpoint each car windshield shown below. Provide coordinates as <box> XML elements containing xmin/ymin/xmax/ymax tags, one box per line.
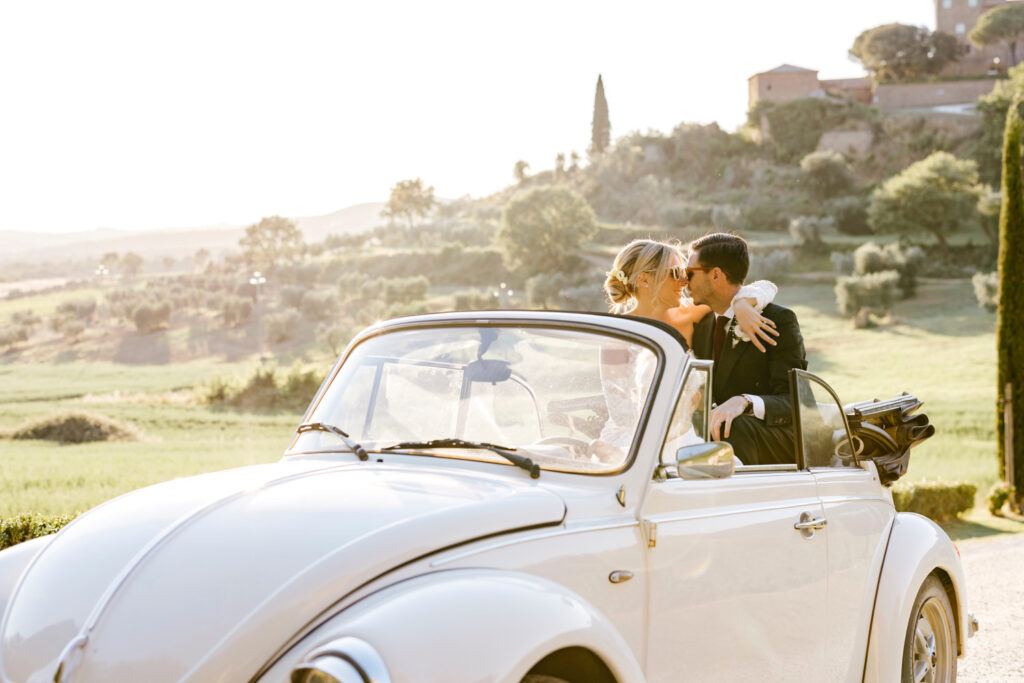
<box><xmin>288</xmin><ymin>324</ymin><xmax>659</xmax><ymax>474</ymax></box>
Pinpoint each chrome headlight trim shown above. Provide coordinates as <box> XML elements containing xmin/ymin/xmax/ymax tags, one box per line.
<box><xmin>290</xmin><ymin>636</ymin><xmax>391</xmax><ymax>683</ymax></box>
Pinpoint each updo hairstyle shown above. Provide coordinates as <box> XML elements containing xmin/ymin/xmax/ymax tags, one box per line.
<box><xmin>604</xmin><ymin>239</ymin><xmax>683</xmax><ymax>314</ymax></box>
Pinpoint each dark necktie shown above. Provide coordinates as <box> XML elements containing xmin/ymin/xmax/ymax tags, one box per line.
<box><xmin>713</xmin><ymin>315</ymin><xmax>730</xmax><ymax>362</ymax></box>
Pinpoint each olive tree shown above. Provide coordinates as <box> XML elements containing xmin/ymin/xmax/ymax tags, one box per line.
<box><xmin>867</xmin><ymin>152</ymin><xmax>983</xmax><ymax>251</ymax></box>
<box><xmin>970</xmin><ymin>3</ymin><xmax>1024</xmax><ymax>67</ymax></box>
<box><xmin>497</xmin><ymin>186</ymin><xmax>597</xmax><ymax>277</ymax></box>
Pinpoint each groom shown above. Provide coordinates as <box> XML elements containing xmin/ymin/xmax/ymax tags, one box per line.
<box><xmin>687</xmin><ymin>233</ymin><xmax>807</xmax><ymax>465</ymax></box>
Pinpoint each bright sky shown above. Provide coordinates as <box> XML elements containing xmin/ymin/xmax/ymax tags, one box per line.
<box><xmin>1</xmin><ymin>1</ymin><xmax>935</xmax><ymax>234</ymax></box>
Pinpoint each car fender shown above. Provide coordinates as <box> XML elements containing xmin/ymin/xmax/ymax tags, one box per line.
<box><xmin>0</xmin><ymin>537</ymin><xmax>53</xmax><ymax>625</ymax></box>
<box><xmin>262</xmin><ymin>568</ymin><xmax>645</xmax><ymax>683</ymax></box>
<box><xmin>862</xmin><ymin>512</ymin><xmax>967</xmax><ymax>680</ymax></box>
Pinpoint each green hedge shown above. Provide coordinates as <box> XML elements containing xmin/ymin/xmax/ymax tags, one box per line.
<box><xmin>892</xmin><ymin>481</ymin><xmax>976</xmax><ymax>522</ymax></box>
<box><xmin>1</xmin><ymin>513</ymin><xmax>78</xmax><ymax>551</ymax></box>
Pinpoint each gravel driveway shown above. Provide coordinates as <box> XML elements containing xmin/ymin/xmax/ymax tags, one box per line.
<box><xmin>955</xmin><ymin>533</ymin><xmax>1024</xmax><ymax>682</ymax></box>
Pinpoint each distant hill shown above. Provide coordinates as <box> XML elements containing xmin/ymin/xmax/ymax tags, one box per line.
<box><xmin>1</xmin><ymin>202</ymin><xmax>386</xmax><ymax>264</ymax></box>
<box><xmin>293</xmin><ymin>202</ymin><xmax>386</xmax><ymax>243</ymax></box>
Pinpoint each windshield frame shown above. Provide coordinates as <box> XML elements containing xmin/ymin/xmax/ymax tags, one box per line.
<box><xmin>286</xmin><ymin>315</ymin><xmax>669</xmax><ymax>476</ymax></box>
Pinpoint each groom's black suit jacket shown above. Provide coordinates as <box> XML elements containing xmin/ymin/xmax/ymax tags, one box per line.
<box><xmin>692</xmin><ymin>302</ymin><xmax>808</xmax><ymax>428</ymax></box>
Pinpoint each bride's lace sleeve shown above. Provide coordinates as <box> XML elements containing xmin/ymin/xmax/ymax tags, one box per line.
<box><xmin>733</xmin><ymin>280</ymin><xmax>777</xmax><ymax>312</ymax></box>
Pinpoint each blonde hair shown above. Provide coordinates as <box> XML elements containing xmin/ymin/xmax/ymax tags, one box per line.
<box><xmin>604</xmin><ymin>239</ymin><xmax>683</xmax><ymax>314</ymax></box>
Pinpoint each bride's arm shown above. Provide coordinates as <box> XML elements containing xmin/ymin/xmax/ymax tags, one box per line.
<box><xmin>732</xmin><ymin>280</ymin><xmax>780</xmax><ymax>353</ymax></box>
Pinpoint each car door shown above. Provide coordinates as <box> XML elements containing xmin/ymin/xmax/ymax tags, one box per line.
<box><xmin>792</xmin><ymin>370</ymin><xmax>896</xmax><ymax>683</ymax></box>
<box><xmin>642</xmin><ymin>363</ymin><xmax>828</xmax><ymax>682</ymax></box>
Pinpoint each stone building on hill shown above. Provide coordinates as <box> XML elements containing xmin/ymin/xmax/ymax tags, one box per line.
<box><xmin>749</xmin><ymin>0</ymin><xmax>1024</xmax><ymax>114</ymax></box>
<box><xmin>748</xmin><ymin>65</ymin><xmax>872</xmax><ymax>109</ymax></box>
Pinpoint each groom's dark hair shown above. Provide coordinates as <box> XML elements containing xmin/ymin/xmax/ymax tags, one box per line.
<box><xmin>690</xmin><ymin>232</ymin><xmax>749</xmax><ymax>285</ymax></box>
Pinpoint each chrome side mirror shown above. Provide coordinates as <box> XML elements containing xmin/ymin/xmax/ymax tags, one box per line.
<box><xmin>676</xmin><ymin>442</ymin><xmax>735</xmax><ymax>480</ymax></box>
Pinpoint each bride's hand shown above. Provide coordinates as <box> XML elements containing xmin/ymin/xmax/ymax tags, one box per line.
<box><xmin>733</xmin><ymin>299</ymin><xmax>778</xmax><ymax>353</ymax></box>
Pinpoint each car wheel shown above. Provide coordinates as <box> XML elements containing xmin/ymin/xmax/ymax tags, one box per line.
<box><xmin>521</xmin><ymin>677</ymin><xmax>570</xmax><ymax>683</ymax></box>
<box><xmin>902</xmin><ymin>575</ymin><xmax>957</xmax><ymax>683</ymax></box>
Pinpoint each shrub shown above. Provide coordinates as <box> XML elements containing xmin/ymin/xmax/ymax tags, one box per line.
<box><xmin>852</xmin><ymin>242</ymin><xmax>923</xmax><ymax>298</ymax></box>
<box><xmin>751</xmin><ymin>98</ymin><xmax>875</xmax><ymax>162</ymax></box>
<box><xmin>0</xmin><ymin>513</ymin><xmax>78</xmax><ymax>551</ymax></box>
<box><xmin>748</xmin><ymin>250</ymin><xmax>795</xmax><ymax>282</ymax></box>
<box><xmin>853</xmin><ymin>242</ymin><xmax>886</xmax><ymax>275</ymax></box>
<box><xmin>800</xmin><ymin>150</ymin><xmax>855</xmax><ymax>199</ymax></box>
<box><xmin>317</xmin><ymin>322</ymin><xmax>354</xmax><ymax>355</ymax></box>
<box><xmin>883</xmin><ymin>243</ymin><xmax>925</xmax><ymax>299</ymax></box>
<box><xmin>972</xmin><ymin>271</ymin><xmax>999</xmax><ymax>311</ymax></box>
<box><xmin>835</xmin><ymin>271</ymin><xmax>900</xmax><ymax>317</ymax></box>
<box><xmin>370</xmin><ymin>276</ymin><xmax>430</xmax><ymax>305</ymax></box>
<box><xmin>265</xmin><ymin>310</ymin><xmax>301</xmax><ymax>343</ymax></box>
<box><xmin>453</xmin><ymin>290</ymin><xmax>495</xmax><ymax>310</ymax></box>
<box><xmin>280</xmin><ymin>285</ymin><xmax>305</xmax><ymax>308</ymax></box>
<box><xmin>12</xmin><ymin>412</ymin><xmax>140</xmax><ymax>443</ymax></box>
<box><xmin>528</xmin><ymin>273</ymin><xmax>585</xmax><ymax>310</ymax></box>
<box><xmin>739</xmin><ymin>197</ymin><xmax>795</xmax><ymax>232</ymax></box>
<box><xmin>788</xmin><ymin>216</ymin><xmax>833</xmax><ymax>252</ymax></box>
<box><xmin>54</xmin><ymin>319</ymin><xmax>85</xmax><ymax>341</ymax></box>
<box><xmin>300</xmin><ymin>290</ymin><xmax>337</xmax><ymax>321</ymax></box>
<box><xmin>987</xmin><ymin>483</ymin><xmax>1016</xmax><ymax>516</ymax></box>
<box><xmin>222</xmin><ymin>296</ymin><xmax>253</xmax><ymax>327</ymax></box>
<box><xmin>55</xmin><ymin>298</ymin><xmax>97</xmax><ymax>321</ymax></box>
<box><xmin>831</xmin><ymin>251</ymin><xmax>854</xmax><ymax>276</ymax></box>
<box><xmin>10</xmin><ymin>309</ymin><xmax>41</xmax><ymax>328</ymax></box>
<box><xmin>0</xmin><ymin>324</ymin><xmax>29</xmax><ymax>348</ymax></box>
<box><xmin>711</xmin><ymin>205</ymin><xmax>742</xmax><ymax>232</ymax></box>
<box><xmin>205</xmin><ymin>363</ymin><xmax>325</xmax><ymax>411</ymax></box>
<box><xmin>891</xmin><ymin>481</ymin><xmax>976</xmax><ymax>521</ymax></box>
<box><xmin>132</xmin><ymin>298</ymin><xmax>173</xmax><ymax>333</ymax></box>
<box><xmin>829</xmin><ymin>196</ymin><xmax>871</xmax><ymax>235</ymax></box>
<box><xmin>659</xmin><ymin>201</ymin><xmax>713</xmax><ymax>229</ymax></box>
<box><xmin>387</xmin><ymin>301</ymin><xmax>430</xmax><ymax>317</ymax></box>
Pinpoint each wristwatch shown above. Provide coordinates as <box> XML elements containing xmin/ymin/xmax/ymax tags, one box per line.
<box><xmin>741</xmin><ymin>395</ymin><xmax>753</xmax><ymax>414</ymax></box>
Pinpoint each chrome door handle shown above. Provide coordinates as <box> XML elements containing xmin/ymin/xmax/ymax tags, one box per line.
<box><xmin>793</xmin><ymin>517</ymin><xmax>827</xmax><ymax>530</ymax></box>
<box><xmin>794</xmin><ymin>512</ymin><xmax>827</xmax><ymax>538</ymax></box>
<box><xmin>609</xmin><ymin>570</ymin><xmax>634</xmax><ymax>584</ymax></box>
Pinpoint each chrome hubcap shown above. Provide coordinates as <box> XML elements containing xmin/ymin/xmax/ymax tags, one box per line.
<box><xmin>913</xmin><ymin>597</ymin><xmax>953</xmax><ymax>683</ymax></box>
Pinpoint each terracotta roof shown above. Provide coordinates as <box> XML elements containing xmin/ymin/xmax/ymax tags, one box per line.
<box><xmin>761</xmin><ymin>64</ymin><xmax>818</xmax><ymax>75</ymax></box>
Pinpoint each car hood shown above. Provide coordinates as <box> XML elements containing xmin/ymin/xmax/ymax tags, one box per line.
<box><xmin>0</xmin><ymin>459</ymin><xmax>565</xmax><ymax>682</ymax></box>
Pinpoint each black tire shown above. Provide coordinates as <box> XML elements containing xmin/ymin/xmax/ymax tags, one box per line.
<box><xmin>901</xmin><ymin>575</ymin><xmax>958</xmax><ymax>683</ymax></box>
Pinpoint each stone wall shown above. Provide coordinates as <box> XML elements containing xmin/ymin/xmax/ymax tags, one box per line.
<box><xmin>873</xmin><ymin>79</ymin><xmax>1001</xmax><ymax>108</ymax></box>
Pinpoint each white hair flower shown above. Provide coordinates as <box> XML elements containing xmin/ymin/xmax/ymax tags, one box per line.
<box><xmin>608</xmin><ymin>269</ymin><xmax>628</xmax><ymax>286</ymax></box>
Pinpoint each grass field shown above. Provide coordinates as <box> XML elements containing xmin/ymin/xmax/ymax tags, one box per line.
<box><xmin>0</xmin><ymin>361</ymin><xmax>299</xmax><ymax>515</ymax></box>
<box><xmin>0</xmin><ymin>277</ymin><xmax>1012</xmax><ymax>534</ymax></box>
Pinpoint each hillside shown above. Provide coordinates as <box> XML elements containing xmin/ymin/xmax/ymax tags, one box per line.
<box><xmin>2</xmin><ymin>202</ymin><xmax>386</xmax><ymax>264</ymax></box>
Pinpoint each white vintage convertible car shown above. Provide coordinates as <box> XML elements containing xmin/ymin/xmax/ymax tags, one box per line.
<box><xmin>0</xmin><ymin>311</ymin><xmax>974</xmax><ymax>682</ymax></box>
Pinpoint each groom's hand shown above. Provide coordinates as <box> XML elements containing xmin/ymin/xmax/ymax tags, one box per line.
<box><xmin>710</xmin><ymin>395</ymin><xmax>750</xmax><ymax>440</ymax></box>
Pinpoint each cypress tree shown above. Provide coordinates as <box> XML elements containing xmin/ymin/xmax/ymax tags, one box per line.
<box><xmin>997</xmin><ymin>97</ymin><xmax>1024</xmax><ymax>506</ymax></box>
<box><xmin>591</xmin><ymin>75</ymin><xmax>610</xmax><ymax>156</ymax></box>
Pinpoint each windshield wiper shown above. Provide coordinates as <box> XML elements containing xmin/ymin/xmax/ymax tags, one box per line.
<box><xmin>381</xmin><ymin>438</ymin><xmax>540</xmax><ymax>479</ymax></box>
<box><xmin>296</xmin><ymin>422</ymin><xmax>369</xmax><ymax>461</ymax></box>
